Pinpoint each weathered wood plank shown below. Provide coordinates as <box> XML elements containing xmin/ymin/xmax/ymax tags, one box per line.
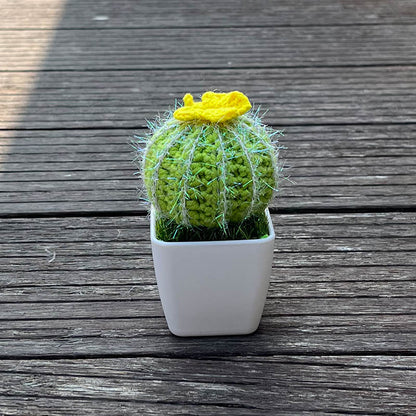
<box><xmin>1</xmin><ymin>196</ymin><xmax>414</xmax><ymax>215</ymax></box>
<box><xmin>2</xmin><ymin>235</ymin><xmax>415</xmax><ymax>253</ymax></box>
<box><xmin>1</xmin><ymin>66</ymin><xmax>415</xmax><ymax>129</ymax></box>
<box><xmin>2</xmin><ymin>297</ymin><xmax>416</xmax><ymax>321</ymax></box>
<box><xmin>2</xmin><ymin>265</ymin><xmax>416</xmax><ymax>287</ymax></box>
<box><xmin>2</xmin><ymin>0</ymin><xmax>416</xmax><ymax>29</ymax></box>
<box><xmin>2</xmin><ymin>124</ymin><xmax>416</xmax><ymax>144</ymax></box>
<box><xmin>0</xmin><ymin>356</ymin><xmax>415</xmax><ymax>415</ymax></box>
<box><xmin>0</xmin><ymin>396</ymin><xmax>348</xmax><ymax>416</ymax></box>
<box><xmin>2</xmin><ymin>25</ymin><xmax>416</xmax><ymax>71</ymax></box>
<box><xmin>2</xmin><ymin>280</ymin><xmax>416</xmax><ymax>303</ymax></box>
<box><xmin>1</xmin><ymin>314</ymin><xmax>415</xmax><ymax>347</ymax></box>
<box><xmin>0</xmin><ymin>314</ymin><xmax>415</xmax><ymax>358</ymax></box>
<box><xmin>2</xmin><ymin>250</ymin><xmax>415</xmax><ymax>272</ymax></box>
<box><xmin>0</xmin><ymin>397</ymin><xmax>282</xmax><ymax>416</ymax></box>
<box><xmin>2</xmin><ymin>168</ymin><xmax>415</xmax><ymax>182</ymax></box>
<box><xmin>1</xmin><ymin>175</ymin><xmax>415</xmax><ymax>190</ymax></box>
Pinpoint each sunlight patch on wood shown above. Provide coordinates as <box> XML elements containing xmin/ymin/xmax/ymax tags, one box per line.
<box><xmin>0</xmin><ymin>0</ymin><xmax>66</xmax><ymax>169</ymax></box>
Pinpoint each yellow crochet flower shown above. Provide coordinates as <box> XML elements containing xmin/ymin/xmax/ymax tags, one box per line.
<box><xmin>173</xmin><ymin>91</ymin><xmax>252</xmax><ymax>123</ymax></box>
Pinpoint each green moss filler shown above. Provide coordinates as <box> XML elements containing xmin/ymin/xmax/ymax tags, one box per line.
<box><xmin>137</xmin><ymin>106</ymin><xmax>281</xmax><ymax>241</ymax></box>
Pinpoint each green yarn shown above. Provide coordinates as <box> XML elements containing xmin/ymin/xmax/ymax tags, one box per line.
<box><xmin>140</xmin><ymin>112</ymin><xmax>280</xmax><ymax>232</ymax></box>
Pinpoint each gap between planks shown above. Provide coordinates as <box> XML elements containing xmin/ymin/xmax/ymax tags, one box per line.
<box><xmin>0</xmin><ymin>205</ymin><xmax>415</xmax><ymax>220</ymax></box>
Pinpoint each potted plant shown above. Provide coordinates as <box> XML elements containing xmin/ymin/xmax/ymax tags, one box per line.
<box><xmin>135</xmin><ymin>91</ymin><xmax>281</xmax><ymax>336</ymax></box>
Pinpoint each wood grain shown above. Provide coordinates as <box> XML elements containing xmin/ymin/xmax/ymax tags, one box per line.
<box><xmin>0</xmin><ymin>356</ymin><xmax>415</xmax><ymax>415</ymax></box>
<box><xmin>1</xmin><ymin>66</ymin><xmax>415</xmax><ymax>129</ymax></box>
<box><xmin>2</xmin><ymin>25</ymin><xmax>416</xmax><ymax>71</ymax></box>
<box><xmin>2</xmin><ymin>0</ymin><xmax>416</xmax><ymax>29</ymax></box>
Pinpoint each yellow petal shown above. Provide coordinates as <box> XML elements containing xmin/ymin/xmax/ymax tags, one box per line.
<box><xmin>183</xmin><ymin>93</ymin><xmax>194</xmax><ymax>107</ymax></box>
<box><xmin>173</xmin><ymin>91</ymin><xmax>252</xmax><ymax>123</ymax></box>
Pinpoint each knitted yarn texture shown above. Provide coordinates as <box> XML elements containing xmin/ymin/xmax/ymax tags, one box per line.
<box><xmin>141</xmin><ymin>91</ymin><xmax>279</xmax><ymax>230</ymax></box>
<box><xmin>174</xmin><ymin>91</ymin><xmax>252</xmax><ymax>123</ymax></box>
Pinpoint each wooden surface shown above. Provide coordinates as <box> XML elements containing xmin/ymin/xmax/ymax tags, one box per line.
<box><xmin>0</xmin><ymin>0</ymin><xmax>415</xmax><ymax>414</ymax></box>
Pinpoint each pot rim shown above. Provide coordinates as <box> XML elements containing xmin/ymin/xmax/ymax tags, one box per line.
<box><xmin>150</xmin><ymin>206</ymin><xmax>275</xmax><ymax>247</ymax></box>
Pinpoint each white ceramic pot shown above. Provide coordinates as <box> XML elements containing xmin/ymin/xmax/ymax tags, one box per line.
<box><xmin>150</xmin><ymin>207</ymin><xmax>275</xmax><ymax>336</ymax></box>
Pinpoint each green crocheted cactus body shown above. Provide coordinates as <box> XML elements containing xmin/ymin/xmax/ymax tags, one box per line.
<box><xmin>143</xmin><ymin>116</ymin><xmax>277</xmax><ymax>229</ymax></box>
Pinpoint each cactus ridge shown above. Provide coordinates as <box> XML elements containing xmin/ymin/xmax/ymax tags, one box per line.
<box><xmin>229</xmin><ymin>125</ymin><xmax>258</xmax><ymax>218</ymax></box>
<box><xmin>148</xmin><ymin>124</ymin><xmax>189</xmax><ymax>214</ymax></box>
<box><xmin>136</xmin><ymin>108</ymin><xmax>282</xmax><ymax>234</ymax></box>
<box><xmin>180</xmin><ymin>126</ymin><xmax>205</xmax><ymax>226</ymax></box>
<box><xmin>214</xmin><ymin>126</ymin><xmax>229</xmax><ymax>230</ymax></box>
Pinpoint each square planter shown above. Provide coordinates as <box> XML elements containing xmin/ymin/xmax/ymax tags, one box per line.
<box><xmin>150</xmin><ymin>207</ymin><xmax>275</xmax><ymax>336</ymax></box>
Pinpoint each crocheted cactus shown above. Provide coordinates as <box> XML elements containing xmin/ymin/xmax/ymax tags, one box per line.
<box><xmin>138</xmin><ymin>91</ymin><xmax>280</xmax><ymax>231</ymax></box>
